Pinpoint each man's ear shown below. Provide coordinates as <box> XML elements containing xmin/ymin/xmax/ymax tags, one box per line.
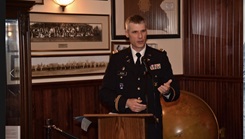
<box><xmin>125</xmin><ymin>30</ymin><xmax>129</xmax><ymax>38</ymax></box>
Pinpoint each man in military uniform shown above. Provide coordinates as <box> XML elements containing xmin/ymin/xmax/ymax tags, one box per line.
<box><xmin>99</xmin><ymin>14</ymin><xmax>180</xmax><ymax>139</ymax></box>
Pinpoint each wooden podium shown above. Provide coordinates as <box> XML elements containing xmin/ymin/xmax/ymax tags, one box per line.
<box><xmin>84</xmin><ymin>114</ymin><xmax>153</xmax><ymax>139</ymax></box>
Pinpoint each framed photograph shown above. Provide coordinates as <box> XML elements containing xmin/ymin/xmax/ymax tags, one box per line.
<box><xmin>111</xmin><ymin>0</ymin><xmax>180</xmax><ymax>39</ymax></box>
<box><xmin>111</xmin><ymin>41</ymin><xmax>158</xmax><ymax>53</ymax></box>
<box><xmin>31</xmin><ymin>54</ymin><xmax>110</xmax><ymax>79</ymax></box>
<box><xmin>30</xmin><ymin>12</ymin><xmax>110</xmax><ymax>51</ymax></box>
<box><xmin>111</xmin><ymin>41</ymin><xmax>130</xmax><ymax>53</ymax></box>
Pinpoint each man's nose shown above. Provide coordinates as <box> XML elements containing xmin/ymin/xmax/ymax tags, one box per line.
<box><xmin>138</xmin><ymin>32</ymin><xmax>142</xmax><ymax>38</ymax></box>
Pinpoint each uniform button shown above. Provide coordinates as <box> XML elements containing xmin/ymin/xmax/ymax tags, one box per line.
<box><xmin>154</xmin><ymin>82</ymin><xmax>158</xmax><ymax>86</ymax></box>
<box><xmin>120</xmin><ymin>76</ymin><xmax>123</xmax><ymax>79</ymax></box>
<box><xmin>156</xmin><ymin>118</ymin><xmax>159</xmax><ymax>123</ymax></box>
<box><xmin>138</xmin><ymin>77</ymin><xmax>140</xmax><ymax>80</ymax></box>
<box><xmin>137</xmin><ymin>87</ymin><xmax>141</xmax><ymax>90</ymax></box>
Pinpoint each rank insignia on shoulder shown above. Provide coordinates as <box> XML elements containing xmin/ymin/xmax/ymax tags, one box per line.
<box><xmin>159</xmin><ymin>48</ymin><xmax>164</xmax><ymax>52</ymax></box>
<box><xmin>150</xmin><ymin>63</ymin><xmax>161</xmax><ymax>70</ymax></box>
<box><xmin>112</xmin><ymin>50</ymin><xmax>119</xmax><ymax>54</ymax></box>
<box><xmin>158</xmin><ymin>49</ymin><xmax>167</xmax><ymax>54</ymax></box>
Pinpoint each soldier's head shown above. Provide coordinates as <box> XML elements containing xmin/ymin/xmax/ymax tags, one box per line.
<box><xmin>125</xmin><ymin>15</ymin><xmax>147</xmax><ymax>52</ymax></box>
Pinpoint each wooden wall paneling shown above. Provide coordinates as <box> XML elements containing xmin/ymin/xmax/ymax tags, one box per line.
<box><xmin>32</xmin><ymin>80</ymin><xmax>106</xmax><ymax>139</ymax></box>
<box><xmin>183</xmin><ymin>2</ymin><xmax>242</xmax><ymax>138</ymax></box>
<box><xmin>32</xmin><ymin>85</ymin><xmax>73</xmax><ymax>139</ymax></box>
<box><xmin>71</xmin><ymin>84</ymin><xmax>100</xmax><ymax>139</ymax></box>
<box><xmin>185</xmin><ymin>0</ymin><xmax>242</xmax><ymax>123</ymax></box>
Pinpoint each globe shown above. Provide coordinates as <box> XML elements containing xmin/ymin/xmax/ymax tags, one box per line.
<box><xmin>161</xmin><ymin>90</ymin><xmax>219</xmax><ymax>139</ymax></box>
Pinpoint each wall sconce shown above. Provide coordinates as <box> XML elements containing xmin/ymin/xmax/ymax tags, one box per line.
<box><xmin>53</xmin><ymin>0</ymin><xmax>75</xmax><ymax>11</ymax></box>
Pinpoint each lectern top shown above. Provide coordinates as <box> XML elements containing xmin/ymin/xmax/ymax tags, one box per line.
<box><xmin>83</xmin><ymin>113</ymin><xmax>153</xmax><ymax>118</ymax></box>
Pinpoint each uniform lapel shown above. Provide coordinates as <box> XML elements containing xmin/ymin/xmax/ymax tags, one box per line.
<box><xmin>123</xmin><ymin>48</ymin><xmax>135</xmax><ymax>72</ymax></box>
<box><xmin>144</xmin><ymin>46</ymin><xmax>153</xmax><ymax>67</ymax></box>
<box><xmin>122</xmin><ymin>48</ymin><xmax>145</xmax><ymax>76</ymax></box>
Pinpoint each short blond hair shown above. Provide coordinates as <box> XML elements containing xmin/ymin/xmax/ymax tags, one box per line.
<box><xmin>125</xmin><ymin>14</ymin><xmax>146</xmax><ymax>30</ymax></box>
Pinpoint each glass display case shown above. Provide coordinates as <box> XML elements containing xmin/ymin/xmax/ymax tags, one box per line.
<box><xmin>5</xmin><ymin>1</ymin><xmax>35</xmax><ymax>139</ymax></box>
<box><xmin>5</xmin><ymin>19</ymin><xmax>21</xmax><ymax>139</ymax></box>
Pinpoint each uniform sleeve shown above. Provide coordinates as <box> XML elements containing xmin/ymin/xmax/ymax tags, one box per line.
<box><xmin>161</xmin><ymin>51</ymin><xmax>180</xmax><ymax>102</ymax></box>
<box><xmin>99</xmin><ymin>54</ymin><xmax>123</xmax><ymax>112</ymax></box>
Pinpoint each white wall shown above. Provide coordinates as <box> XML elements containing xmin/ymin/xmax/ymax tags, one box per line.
<box><xmin>31</xmin><ymin>0</ymin><xmax>111</xmax><ymax>14</ymax></box>
<box><xmin>31</xmin><ymin>0</ymin><xmax>183</xmax><ymax>83</ymax></box>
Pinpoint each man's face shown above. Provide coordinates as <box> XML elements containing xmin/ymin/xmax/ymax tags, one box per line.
<box><xmin>125</xmin><ymin>22</ymin><xmax>147</xmax><ymax>52</ymax></box>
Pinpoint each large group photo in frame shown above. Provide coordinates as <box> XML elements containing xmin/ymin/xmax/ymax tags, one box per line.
<box><xmin>111</xmin><ymin>0</ymin><xmax>180</xmax><ymax>39</ymax></box>
<box><xmin>31</xmin><ymin>54</ymin><xmax>110</xmax><ymax>79</ymax></box>
<box><xmin>29</xmin><ymin>12</ymin><xmax>110</xmax><ymax>51</ymax></box>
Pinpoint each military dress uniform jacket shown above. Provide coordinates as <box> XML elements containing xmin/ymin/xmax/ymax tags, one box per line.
<box><xmin>99</xmin><ymin>45</ymin><xmax>180</xmax><ymax>139</ymax></box>
<box><xmin>99</xmin><ymin>45</ymin><xmax>180</xmax><ymax>116</ymax></box>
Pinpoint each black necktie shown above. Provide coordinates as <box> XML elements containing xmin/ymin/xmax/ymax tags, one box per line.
<box><xmin>136</xmin><ymin>53</ymin><xmax>141</xmax><ymax>65</ymax></box>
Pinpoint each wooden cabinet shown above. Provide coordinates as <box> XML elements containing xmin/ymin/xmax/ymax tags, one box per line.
<box><xmin>5</xmin><ymin>1</ymin><xmax>35</xmax><ymax>139</ymax></box>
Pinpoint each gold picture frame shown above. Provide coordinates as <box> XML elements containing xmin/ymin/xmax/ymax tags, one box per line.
<box><xmin>111</xmin><ymin>0</ymin><xmax>180</xmax><ymax>39</ymax></box>
<box><xmin>30</xmin><ymin>12</ymin><xmax>110</xmax><ymax>51</ymax></box>
<box><xmin>31</xmin><ymin>53</ymin><xmax>110</xmax><ymax>79</ymax></box>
